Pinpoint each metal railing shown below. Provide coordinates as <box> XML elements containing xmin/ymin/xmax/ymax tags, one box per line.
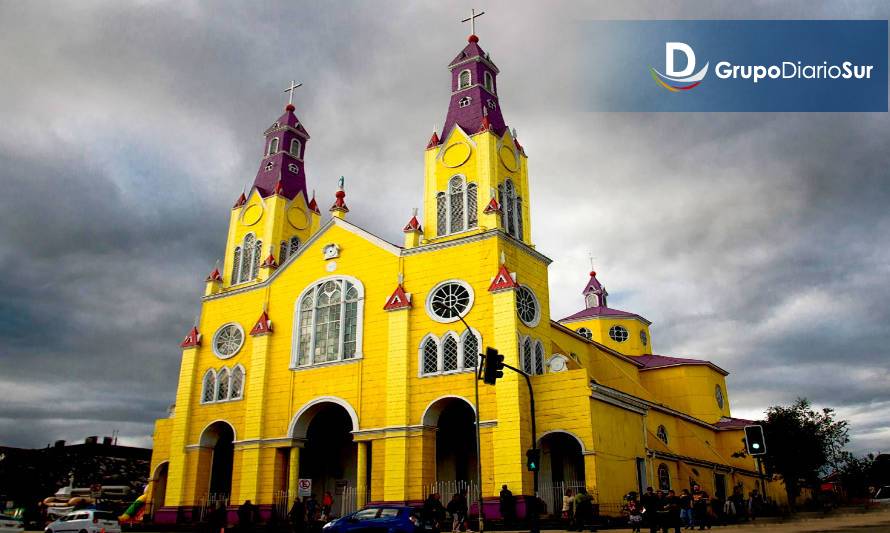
<box><xmin>198</xmin><ymin>493</ymin><xmax>230</xmax><ymax>522</ymax></box>
<box><xmin>537</xmin><ymin>480</ymin><xmax>589</xmax><ymax>517</ymax></box>
<box><xmin>424</xmin><ymin>480</ymin><xmax>480</xmax><ymax>513</ymax></box>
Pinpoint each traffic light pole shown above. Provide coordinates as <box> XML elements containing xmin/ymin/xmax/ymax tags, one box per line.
<box><xmin>453</xmin><ymin>312</ymin><xmax>486</xmax><ymax>533</ymax></box>
<box><xmin>498</xmin><ymin>361</ymin><xmax>539</xmax><ymax>533</ymax></box>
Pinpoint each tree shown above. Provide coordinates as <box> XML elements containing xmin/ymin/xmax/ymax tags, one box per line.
<box><xmin>759</xmin><ymin>398</ymin><xmax>850</xmax><ymax>507</ymax></box>
<box><xmin>836</xmin><ymin>453</ymin><xmax>876</xmax><ymax>499</ymax></box>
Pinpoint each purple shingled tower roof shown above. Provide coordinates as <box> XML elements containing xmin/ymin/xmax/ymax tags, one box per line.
<box><xmin>440</xmin><ymin>35</ymin><xmax>508</xmax><ymax>139</ymax></box>
<box><xmin>251</xmin><ymin>104</ymin><xmax>310</xmax><ymax>201</ymax></box>
<box><xmin>559</xmin><ymin>270</ymin><xmax>651</xmax><ymax>324</ymax></box>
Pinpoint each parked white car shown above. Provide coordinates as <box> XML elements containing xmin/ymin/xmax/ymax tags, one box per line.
<box><xmin>45</xmin><ymin>510</ymin><xmax>120</xmax><ymax>533</ymax></box>
<box><xmin>0</xmin><ymin>514</ymin><xmax>24</xmax><ymax>533</ymax></box>
<box><xmin>873</xmin><ymin>485</ymin><xmax>890</xmax><ymax>505</ymax></box>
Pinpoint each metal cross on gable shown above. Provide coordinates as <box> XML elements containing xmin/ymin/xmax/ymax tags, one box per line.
<box><xmin>461</xmin><ymin>8</ymin><xmax>485</xmax><ymax>36</ymax></box>
<box><xmin>283</xmin><ymin>80</ymin><xmax>303</xmax><ymax>105</ymax></box>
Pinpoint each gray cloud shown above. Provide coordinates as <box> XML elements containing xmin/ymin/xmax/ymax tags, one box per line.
<box><xmin>0</xmin><ymin>1</ymin><xmax>887</xmax><ymax>456</ymax></box>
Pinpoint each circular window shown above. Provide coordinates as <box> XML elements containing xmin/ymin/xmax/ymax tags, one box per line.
<box><xmin>212</xmin><ymin>323</ymin><xmax>245</xmax><ymax>359</ymax></box>
<box><xmin>577</xmin><ymin>327</ymin><xmax>593</xmax><ymax>340</ymax></box>
<box><xmin>657</xmin><ymin>425</ymin><xmax>668</xmax><ymax>444</ymax></box>
<box><xmin>608</xmin><ymin>325</ymin><xmax>629</xmax><ymax>342</ymax></box>
<box><xmin>715</xmin><ymin>384</ymin><xmax>725</xmax><ymax>409</ymax></box>
<box><xmin>427</xmin><ymin>280</ymin><xmax>474</xmax><ymax>323</ymax></box>
<box><xmin>516</xmin><ymin>286</ymin><xmax>540</xmax><ymax>327</ymax></box>
<box><xmin>640</xmin><ymin>330</ymin><xmax>648</xmax><ymax>346</ymax></box>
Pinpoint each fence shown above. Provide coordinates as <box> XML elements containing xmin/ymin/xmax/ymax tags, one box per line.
<box><xmin>537</xmin><ymin>480</ymin><xmax>588</xmax><ymax>517</ymax></box>
<box><xmin>198</xmin><ymin>493</ymin><xmax>230</xmax><ymax>522</ymax></box>
<box><xmin>424</xmin><ymin>480</ymin><xmax>480</xmax><ymax>512</ymax></box>
<box><xmin>272</xmin><ymin>486</ymin><xmax>369</xmax><ymax>521</ymax></box>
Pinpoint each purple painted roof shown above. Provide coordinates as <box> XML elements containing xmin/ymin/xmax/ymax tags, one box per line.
<box><xmin>440</xmin><ymin>38</ymin><xmax>508</xmax><ymax>139</ymax></box>
<box><xmin>714</xmin><ymin>417</ymin><xmax>755</xmax><ymax>429</ymax></box>
<box><xmin>559</xmin><ymin>305</ymin><xmax>648</xmax><ymax>323</ymax></box>
<box><xmin>636</xmin><ymin>354</ymin><xmax>729</xmax><ymax>376</ymax></box>
<box><xmin>251</xmin><ymin>105</ymin><xmax>309</xmax><ymax>201</ymax></box>
<box><xmin>583</xmin><ymin>272</ymin><xmax>604</xmax><ymax>294</ymax></box>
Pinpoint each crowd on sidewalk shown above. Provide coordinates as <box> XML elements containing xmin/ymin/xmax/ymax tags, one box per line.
<box><xmin>618</xmin><ymin>485</ymin><xmax>766</xmax><ymax>532</ymax></box>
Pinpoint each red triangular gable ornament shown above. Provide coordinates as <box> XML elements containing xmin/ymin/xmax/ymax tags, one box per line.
<box><xmin>383</xmin><ymin>285</ymin><xmax>412</xmax><ymax>311</ymax></box>
<box><xmin>233</xmin><ymin>193</ymin><xmax>247</xmax><ymax>208</ymax></box>
<box><xmin>488</xmin><ymin>264</ymin><xmax>518</xmax><ymax>292</ymax></box>
<box><xmin>403</xmin><ymin>215</ymin><xmax>422</xmax><ymax>233</ymax></box>
<box><xmin>180</xmin><ymin>326</ymin><xmax>201</xmax><ymax>348</ymax></box>
<box><xmin>250</xmin><ymin>311</ymin><xmax>273</xmax><ymax>336</ymax></box>
<box><xmin>205</xmin><ymin>268</ymin><xmax>223</xmax><ymax>282</ymax></box>
<box><xmin>483</xmin><ymin>197</ymin><xmax>502</xmax><ymax>214</ymax></box>
<box><xmin>261</xmin><ymin>254</ymin><xmax>278</xmax><ymax>269</ymax></box>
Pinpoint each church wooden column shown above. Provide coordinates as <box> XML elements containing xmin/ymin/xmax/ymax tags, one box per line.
<box><xmin>165</xmin><ymin>332</ymin><xmax>201</xmax><ymax>508</ymax></box>
<box><xmin>356</xmin><ymin>441</ymin><xmax>369</xmax><ymax>507</ymax></box>
<box><xmin>489</xmin><ymin>267</ymin><xmax>532</xmax><ymax>500</ymax></box>
<box><xmin>238</xmin><ymin>313</ymin><xmax>274</xmax><ymax>502</ymax></box>
<box><xmin>287</xmin><ymin>445</ymin><xmax>301</xmax><ymax>504</ymax></box>
<box><xmin>583</xmin><ymin>453</ymin><xmax>598</xmax><ymax>500</ymax></box>
<box><xmin>382</xmin><ymin>282</ymin><xmax>411</xmax><ymax>502</ymax></box>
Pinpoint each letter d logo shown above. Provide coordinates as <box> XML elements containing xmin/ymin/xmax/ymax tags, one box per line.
<box><xmin>666</xmin><ymin>42</ymin><xmax>696</xmax><ymax>77</ymax></box>
<box><xmin>650</xmin><ymin>42</ymin><xmax>709</xmax><ymax>92</ymax></box>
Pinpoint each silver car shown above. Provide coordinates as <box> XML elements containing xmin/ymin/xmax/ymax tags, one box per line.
<box><xmin>45</xmin><ymin>510</ymin><xmax>120</xmax><ymax>533</ymax></box>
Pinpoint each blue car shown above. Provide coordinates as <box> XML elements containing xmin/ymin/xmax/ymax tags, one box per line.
<box><xmin>322</xmin><ymin>506</ymin><xmax>419</xmax><ymax>533</ymax></box>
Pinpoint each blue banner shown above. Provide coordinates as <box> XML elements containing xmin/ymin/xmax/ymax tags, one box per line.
<box><xmin>581</xmin><ymin>20</ymin><xmax>888</xmax><ymax>112</ymax></box>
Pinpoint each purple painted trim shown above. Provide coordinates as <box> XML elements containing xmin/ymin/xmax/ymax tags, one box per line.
<box><xmin>252</xmin><ymin>107</ymin><xmax>309</xmax><ymax>201</ymax></box>
<box><xmin>559</xmin><ymin>305</ymin><xmax>648</xmax><ymax>323</ymax></box>
<box><xmin>636</xmin><ymin>354</ymin><xmax>729</xmax><ymax>376</ymax></box>
<box><xmin>714</xmin><ymin>416</ymin><xmax>755</xmax><ymax>429</ymax></box>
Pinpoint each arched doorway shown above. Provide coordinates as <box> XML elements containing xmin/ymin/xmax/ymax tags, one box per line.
<box><xmin>539</xmin><ymin>432</ymin><xmax>586</xmax><ymax>517</ymax></box>
<box><xmin>291</xmin><ymin>400</ymin><xmax>358</xmax><ymax>516</ymax></box>
<box><xmin>423</xmin><ymin>397</ymin><xmax>478</xmax><ymax>499</ymax></box>
<box><xmin>151</xmin><ymin>462</ymin><xmax>169</xmax><ymax>513</ymax></box>
<box><xmin>200</xmin><ymin>421</ymin><xmax>235</xmax><ymax>498</ymax></box>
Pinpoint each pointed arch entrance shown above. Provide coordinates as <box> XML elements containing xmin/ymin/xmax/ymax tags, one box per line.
<box><xmin>422</xmin><ymin>396</ymin><xmax>478</xmax><ymax>488</ymax></box>
<box><xmin>290</xmin><ymin>399</ymin><xmax>359</xmax><ymax>515</ymax></box>
<box><xmin>199</xmin><ymin>421</ymin><xmax>235</xmax><ymax>498</ymax></box>
<box><xmin>538</xmin><ymin>431</ymin><xmax>586</xmax><ymax>517</ymax></box>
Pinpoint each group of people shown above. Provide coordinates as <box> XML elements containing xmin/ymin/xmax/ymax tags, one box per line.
<box><xmin>288</xmin><ymin>491</ymin><xmax>335</xmax><ymax>533</ymax></box>
<box><xmin>622</xmin><ymin>486</ymin><xmax>765</xmax><ymax>532</ymax></box>
<box><xmin>421</xmin><ymin>489</ymin><xmax>470</xmax><ymax>533</ymax></box>
<box><xmin>559</xmin><ymin>487</ymin><xmax>596</xmax><ymax>531</ymax></box>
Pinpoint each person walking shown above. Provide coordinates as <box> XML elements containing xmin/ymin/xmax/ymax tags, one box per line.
<box><xmin>623</xmin><ymin>492</ymin><xmax>642</xmax><ymax>533</ymax></box>
<box><xmin>498</xmin><ymin>485</ymin><xmax>515</xmax><ymax>529</ymax></box>
<box><xmin>208</xmin><ymin>501</ymin><xmax>228</xmax><ymax>533</ymax></box>
<box><xmin>305</xmin><ymin>494</ymin><xmax>318</xmax><ymax>524</ymax></box>
<box><xmin>289</xmin><ymin>497</ymin><xmax>305</xmax><ymax>533</ymax></box>
<box><xmin>422</xmin><ymin>493</ymin><xmax>445</xmax><ymax>533</ymax></box>
<box><xmin>562</xmin><ymin>488</ymin><xmax>574</xmax><ymax>529</ymax></box>
<box><xmin>321</xmin><ymin>491</ymin><xmax>334</xmax><ymax>522</ymax></box>
<box><xmin>639</xmin><ymin>487</ymin><xmax>659</xmax><ymax>533</ymax></box>
<box><xmin>447</xmin><ymin>490</ymin><xmax>468</xmax><ymax>533</ymax></box>
<box><xmin>660</xmin><ymin>490</ymin><xmax>681</xmax><ymax>533</ymax></box>
<box><xmin>691</xmin><ymin>487</ymin><xmax>710</xmax><ymax>530</ymax></box>
<box><xmin>571</xmin><ymin>487</ymin><xmax>593</xmax><ymax>532</ymax></box>
<box><xmin>237</xmin><ymin>500</ymin><xmax>257</xmax><ymax>533</ymax></box>
<box><xmin>678</xmin><ymin>490</ymin><xmax>692</xmax><ymax>530</ymax></box>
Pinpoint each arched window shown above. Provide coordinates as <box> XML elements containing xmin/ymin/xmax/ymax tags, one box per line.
<box><xmin>279</xmin><ymin>241</ymin><xmax>289</xmax><ymax>264</ymax></box>
<box><xmin>443</xmin><ymin>335</ymin><xmax>459</xmax><ymax>372</ymax></box>
<box><xmin>458</xmin><ymin>69</ymin><xmax>471</xmax><ymax>89</ymax></box>
<box><xmin>499</xmin><ymin>180</ymin><xmax>523</xmax><ymax>240</ymax></box>
<box><xmin>422</xmin><ymin>336</ymin><xmax>439</xmax><ymax>375</ymax></box>
<box><xmin>216</xmin><ymin>368</ymin><xmax>229</xmax><ymax>401</ymax></box>
<box><xmin>231</xmin><ymin>246</ymin><xmax>241</xmax><ymax>283</ymax></box>
<box><xmin>466</xmin><ymin>183</ymin><xmax>478</xmax><ymax>228</ymax></box>
<box><xmin>458</xmin><ymin>96</ymin><xmax>472</xmax><ymax>108</ymax></box>
<box><xmin>230</xmin><ymin>366</ymin><xmax>244</xmax><ymax>400</ymax></box>
<box><xmin>437</xmin><ymin>176</ymin><xmax>478</xmax><ymax>236</ymax></box>
<box><xmin>657</xmin><ymin>463</ymin><xmax>671</xmax><ymax>491</ymax></box>
<box><xmin>436</xmin><ymin>193</ymin><xmax>447</xmax><ymax>236</ymax></box>
<box><xmin>232</xmin><ymin>233</ymin><xmax>262</xmax><ymax>284</ymax></box>
<box><xmin>462</xmin><ymin>330</ymin><xmax>479</xmax><ymax>369</ymax></box>
<box><xmin>521</xmin><ymin>336</ymin><xmax>533</xmax><ymax>375</ymax></box>
<box><xmin>534</xmin><ymin>341</ymin><xmax>545</xmax><ymax>375</ymax></box>
<box><xmin>289</xmin><ymin>236</ymin><xmax>300</xmax><ymax>256</ymax></box>
<box><xmin>577</xmin><ymin>327</ymin><xmax>593</xmax><ymax>340</ymax></box>
<box><xmin>449</xmin><ymin>177</ymin><xmax>465</xmax><ymax>233</ymax></box>
<box><xmin>201</xmin><ymin>370</ymin><xmax>216</xmax><ymax>404</ymax></box>
<box><xmin>269</xmin><ymin>137</ymin><xmax>280</xmax><ymax>155</ymax></box>
<box><xmin>292</xmin><ymin>278</ymin><xmax>363</xmax><ymax>367</ymax></box>
<box><xmin>290</xmin><ymin>138</ymin><xmax>301</xmax><ymax>157</ymax></box>
<box><xmin>657</xmin><ymin>425</ymin><xmax>668</xmax><ymax>445</ymax></box>
<box><xmin>483</xmin><ymin>71</ymin><xmax>494</xmax><ymax>93</ymax></box>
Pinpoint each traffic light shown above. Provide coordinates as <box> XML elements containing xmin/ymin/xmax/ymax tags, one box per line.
<box><xmin>482</xmin><ymin>347</ymin><xmax>504</xmax><ymax>385</ymax></box>
<box><xmin>526</xmin><ymin>448</ymin><xmax>540</xmax><ymax>472</ymax></box>
<box><xmin>744</xmin><ymin>425</ymin><xmax>767</xmax><ymax>456</ymax></box>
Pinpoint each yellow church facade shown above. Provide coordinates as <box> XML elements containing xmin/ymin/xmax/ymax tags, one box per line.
<box><xmin>148</xmin><ymin>31</ymin><xmax>779</xmax><ymax>524</ymax></box>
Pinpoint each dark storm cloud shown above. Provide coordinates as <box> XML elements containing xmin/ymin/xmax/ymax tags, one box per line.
<box><xmin>0</xmin><ymin>0</ymin><xmax>888</xmax><ymax>455</ymax></box>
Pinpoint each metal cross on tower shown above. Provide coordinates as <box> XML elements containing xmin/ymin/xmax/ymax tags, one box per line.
<box><xmin>461</xmin><ymin>8</ymin><xmax>485</xmax><ymax>36</ymax></box>
<box><xmin>283</xmin><ymin>80</ymin><xmax>303</xmax><ymax>105</ymax></box>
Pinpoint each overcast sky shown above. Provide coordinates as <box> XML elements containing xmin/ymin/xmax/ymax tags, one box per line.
<box><xmin>0</xmin><ymin>1</ymin><xmax>888</xmax><ymax>457</ymax></box>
